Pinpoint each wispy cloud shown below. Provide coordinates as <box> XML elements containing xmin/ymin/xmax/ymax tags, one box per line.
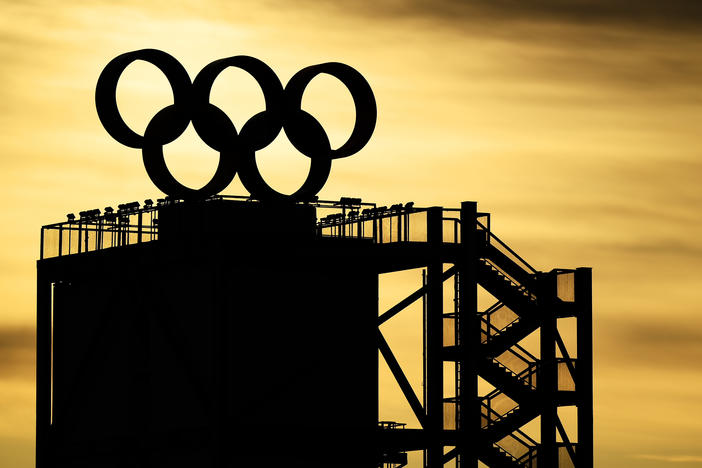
<box><xmin>635</xmin><ymin>454</ymin><xmax>702</xmax><ymax>463</ymax></box>
<box><xmin>0</xmin><ymin>327</ymin><xmax>34</xmax><ymax>381</ymax></box>
<box><xmin>281</xmin><ymin>0</ymin><xmax>702</xmax><ymax>34</ymax></box>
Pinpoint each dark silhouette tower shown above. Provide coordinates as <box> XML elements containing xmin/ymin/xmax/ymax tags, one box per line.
<box><xmin>37</xmin><ymin>199</ymin><xmax>378</xmax><ymax>467</ymax></box>
<box><xmin>37</xmin><ymin>197</ymin><xmax>592</xmax><ymax>467</ymax></box>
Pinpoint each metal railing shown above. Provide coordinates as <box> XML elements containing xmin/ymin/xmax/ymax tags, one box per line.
<box><xmin>317</xmin><ymin>202</ymin><xmax>424</xmax><ymax>243</ymax></box>
<box><xmin>481</xmin><ymin>257</ymin><xmax>536</xmax><ymax>302</ymax></box>
<box><xmin>477</xmin><ymin>217</ymin><xmax>537</xmax><ymax>275</ymax></box>
<box><xmin>41</xmin><ymin>205</ymin><xmax>159</xmax><ymax>259</ymax></box>
<box><xmin>378</xmin><ymin>421</ymin><xmax>407</xmax><ymax>430</ymax></box>
<box><xmin>481</xmin><ymin>391</ymin><xmax>519</xmax><ymax>428</ymax></box>
<box><xmin>496</xmin><ymin>430</ymin><xmax>539</xmax><ymax>466</ymax></box>
<box><xmin>513</xmin><ymin>443</ymin><xmax>579</xmax><ymax>468</ymax></box>
<box><xmin>41</xmin><ymin>198</ymin><xmax>525</xmax><ymax>259</ymax></box>
<box><xmin>493</xmin><ymin>343</ymin><xmax>540</xmax><ymax>390</ymax></box>
<box><xmin>481</xmin><ymin>302</ymin><xmax>522</xmax><ymax>344</ymax></box>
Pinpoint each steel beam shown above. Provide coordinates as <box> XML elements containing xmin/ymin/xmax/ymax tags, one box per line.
<box><xmin>35</xmin><ymin>272</ymin><xmax>52</xmax><ymax>468</ymax></box>
<box><xmin>577</xmin><ymin>267</ymin><xmax>593</xmax><ymax>468</ymax></box>
<box><xmin>459</xmin><ymin>201</ymin><xmax>479</xmax><ymax>468</ymax></box>
<box><xmin>378</xmin><ymin>266</ymin><xmax>456</xmax><ymax>326</ymax></box>
<box><xmin>378</xmin><ymin>330</ymin><xmax>427</xmax><ymax>428</ymax></box>
<box><xmin>540</xmin><ymin>273</ymin><xmax>558</xmax><ymax>467</ymax></box>
<box><xmin>425</xmin><ymin>207</ymin><xmax>443</xmax><ymax>468</ymax></box>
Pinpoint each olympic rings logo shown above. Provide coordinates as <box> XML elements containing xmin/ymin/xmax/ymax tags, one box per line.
<box><xmin>95</xmin><ymin>49</ymin><xmax>376</xmax><ymax>202</ymax></box>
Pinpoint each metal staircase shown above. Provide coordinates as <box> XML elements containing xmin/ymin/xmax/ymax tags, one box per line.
<box><xmin>442</xmin><ymin>215</ymin><xmax>584</xmax><ymax>467</ymax></box>
<box><xmin>37</xmin><ymin>198</ymin><xmax>591</xmax><ymax>468</ymax></box>
<box><xmin>312</xmin><ymin>199</ymin><xmax>591</xmax><ymax>467</ymax></box>
<box><xmin>476</xmin><ymin>232</ymin><xmax>543</xmax><ymax>466</ymax></box>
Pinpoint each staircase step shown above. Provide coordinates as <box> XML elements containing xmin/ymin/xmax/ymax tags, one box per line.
<box><xmin>482</xmin><ymin>317</ymin><xmax>540</xmax><ymax>357</ymax></box>
<box><xmin>477</xmin><ymin>261</ymin><xmax>537</xmax><ymax>316</ymax></box>
<box><xmin>482</xmin><ymin>404</ymin><xmax>539</xmax><ymax>443</ymax></box>
<box><xmin>479</xmin><ymin>444</ymin><xmax>521</xmax><ymax>468</ymax></box>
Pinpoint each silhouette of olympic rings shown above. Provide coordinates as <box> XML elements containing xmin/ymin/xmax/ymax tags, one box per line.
<box><xmin>95</xmin><ymin>49</ymin><xmax>377</xmax><ymax>202</ymax></box>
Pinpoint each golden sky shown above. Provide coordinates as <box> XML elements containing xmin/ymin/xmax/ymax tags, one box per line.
<box><xmin>1</xmin><ymin>0</ymin><xmax>702</xmax><ymax>466</ymax></box>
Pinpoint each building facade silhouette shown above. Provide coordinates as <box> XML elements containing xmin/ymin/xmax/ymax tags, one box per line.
<box><xmin>37</xmin><ymin>197</ymin><xmax>592</xmax><ymax>467</ymax></box>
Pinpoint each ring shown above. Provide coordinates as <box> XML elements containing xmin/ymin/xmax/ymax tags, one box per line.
<box><xmin>95</xmin><ymin>49</ymin><xmax>377</xmax><ymax>202</ymax></box>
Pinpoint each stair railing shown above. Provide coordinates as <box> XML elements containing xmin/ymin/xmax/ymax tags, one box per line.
<box><xmin>480</xmin><ymin>302</ymin><xmax>521</xmax><ymax>344</ymax></box>
<box><xmin>477</xmin><ymin>218</ymin><xmax>537</xmax><ymax>275</ymax></box>
<box><xmin>496</xmin><ymin>430</ymin><xmax>538</xmax><ymax>466</ymax></box>
<box><xmin>515</xmin><ymin>445</ymin><xmax>539</xmax><ymax>468</ymax></box>
<box><xmin>481</xmin><ymin>390</ymin><xmax>520</xmax><ymax>428</ymax></box>
<box><xmin>480</xmin><ymin>257</ymin><xmax>536</xmax><ymax>302</ymax></box>
<box><xmin>493</xmin><ymin>344</ymin><xmax>539</xmax><ymax>390</ymax></box>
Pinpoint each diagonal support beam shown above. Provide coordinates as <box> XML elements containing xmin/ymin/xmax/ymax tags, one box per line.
<box><xmin>555</xmin><ymin>330</ymin><xmax>578</xmax><ymax>383</ymax></box>
<box><xmin>378</xmin><ymin>266</ymin><xmax>456</xmax><ymax>326</ymax></box>
<box><xmin>556</xmin><ymin>415</ymin><xmax>578</xmax><ymax>466</ymax></box>
<box><xmin>442</xmin><ymin>447</ymin><xmax>458</xmax><ymax>464</ymax></box>
<box><xmin>377</xmin><ymin>330</ymin><xmax>427</xmax><ymax>428</ymax></box>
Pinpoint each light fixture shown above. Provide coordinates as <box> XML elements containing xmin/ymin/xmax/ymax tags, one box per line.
<box><xmin>338</xmin><ymin>197</ymin><xmax>362</xmax><ymax>206</ymax></box>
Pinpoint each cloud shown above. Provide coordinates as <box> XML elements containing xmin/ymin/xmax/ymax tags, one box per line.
<box><xmin>635</xmin><ymin>454</ymin><xmax>702</xmax><ymax>463</ymax></box>
<box><xmin>0</xmin><ymin>327</ymin><xmax>35</xmax><ymax>381</ymax></box>
<box><xmin>9</xmin><ymin>0</ymin><xmax>700</xmax><ymax>34</ymax></box>
<box><xmin>596</xmin><ymin>316</ymin><xmax>702</xmax><ymax>371</ymax></box>
<box><xmin>625</xmin><ymin>321</ymin><xmax>702</xmax><ymax>347</ymax></box>
<box><xmin>278</xmin><ymin>0</ymin><xmax>702</xmax><ymax>33</ymax></box>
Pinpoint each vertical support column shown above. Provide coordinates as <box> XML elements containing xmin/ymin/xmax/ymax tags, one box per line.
<box><xmin>36</xmin><ymin>269</ymin><xmax>52</xmax><ymax>468</ymax></box>
<box><xmin>98</xmin><ymin>218</ymin><xmax>103</xmax><ymax>251</ymax></box>
<box><xmin>540</xmin><ymin>273</ymin><xmax>558</xmax><ymax>467</ymax></box>
<box><xmin>137</xmin><ymin>211</ymin><xmax>143</xmax><ymax>244</ymax></box>
<box><xmin>458</xmin><ymin>202</ymin><xmax>479</xmax><ymax>468</ymax></box>
<box><xmin>404</xmin><ymin>211</ymin><xmax>409</xmax><ymax>242</ymax></box>
<box><xmin>214</xmin><ymin>263</ymin><xmax>227</xmax><ymax>467</ymax></box>
<box><xmin>426</xmin><ymin>207</ymin><xmax>443</xmax><ymax>467</ymax></box>
<box><xmin>397</xmin><ymin>212</ymin><xmax>402</xmax><ymax>242</ymax></box>
<box><xmin>78</xmin><ymin>222</ymin><xmax>83</xmax><ymax>253</ymax></box>
<box><xmin>58</xmin><ymin>226</ymin><xmax>63</xmax><ymax>258</ymax></box>
<box><xmin>342</xmin><ymin>206</ymin><xmax>346</xmax><ymax>238</ymax></box>
<box><xmin>121</xmin><ymin>216</ymin><xmax>127</xmax><ymax>247</ymax></box>
<box><xmin>576</xmin><ymin>267</ymin><xmax>593</xmax><ymax>467</ymax></box>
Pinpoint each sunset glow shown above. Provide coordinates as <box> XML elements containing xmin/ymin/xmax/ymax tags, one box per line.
<box><xmin>1</xmin><ymin>1</ymin><xmax>701</xmax><ymax>466</ymax></box>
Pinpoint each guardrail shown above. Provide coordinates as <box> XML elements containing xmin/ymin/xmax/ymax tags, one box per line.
<box><xmin>41</xmin><ymin>198</ymin><xmax>525</xmax><ymax>261</ymax></box>
<box><xmin>40</xmin><ymin>205</ymin><xmax>159</xmax><ymax>259</ymax></box>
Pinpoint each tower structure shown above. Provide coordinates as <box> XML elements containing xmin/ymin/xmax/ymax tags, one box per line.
<box><xmin>37</xmin><ymin>196</ymin><xmax>592</xmax><ymax>467</ymax></box>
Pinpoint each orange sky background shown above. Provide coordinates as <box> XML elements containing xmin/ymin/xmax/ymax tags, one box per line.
<box><xmin>1</xmin><ymin>1</ymin><xmax>702</xmax><ymax>466</ymax></box>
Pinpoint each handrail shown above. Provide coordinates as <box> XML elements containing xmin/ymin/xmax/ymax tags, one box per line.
<box><xmin>481</xmin><ymin>313</ymin><xmax>521</xmax><ymax>340</ymax></box>
<box><xmin>482</xmin><ymin>400</ymin><xmax>540</xmax><ymax>465</ymax></box>
<box><xmin>514</xmin><ymin>443</ymin><xmax>579</xmax><ymax>467</ymax></box>
<box><xmin>482</xmin><ymin>300</ymin><xmax>505</xmax><ymax>316</ymax></box>
<box><xmin>481</xmin><ymin>258</ymin><xmax>535</xmax><ymax>302</ymax></box>
<box><xmin>495</xmin><ymin>430</ymin><xmax>539</xmax><ymax>460</ymax></box>
<box><xmin>495</xmin><ymin>353</ymin><xmax>538</xmax><ymax>381</ymax></box>
<box><xmin>41</xmin><ymin>209</ymin><xmax>159</xmax><ymax>259</ymax></box>
<box><xmin>318</xmin><ymin>204</ymin><xmax>425</xmax><ymax>243</ymax></box>
<box><xmin>481</xmin><ymin>398</ymin><xmax>518</xmax><ymax>425</ymax></box>
<box><xmin>477</xmin><ymin>219</ymin><xmax>537</xmax><ymax>274</ymax></box>
<box><xmin>509</xmin><ymin>339</ymin><xmax>539</xmax><ymax>364</ymax></box>
<box><xmin>480</xmin><ymin>301</ymin><xmax>529</xmax><ymax>348</ymax></box>
<box><xmin>515</xmin><ymin>446</ymin><xmax>539</xmax><ymax>467</ymax></box>
<box><xmin>493</xmin><ymin>444</ymin><xmax>519</xmax><ymax>461</ymax></box>
<box><xmin>378</xmin><ymin>421</ymin><xmax>407</xmax><ymax>430</ymax></box>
